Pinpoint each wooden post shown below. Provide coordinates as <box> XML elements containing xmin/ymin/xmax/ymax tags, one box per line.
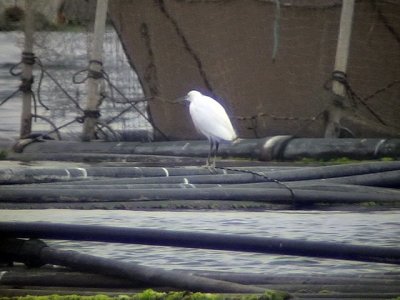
<box><xmin>324</xmin><ymin>0</ymin><xmax>355</xmax><ymax>138</ymax></box>
<box><xmin>20</xmin><ymin>0</ymin><xmax>34</xmax><ymax>139</ymax></box>
<box><xmin>81</xmin><ymin>0</ymin><xmax>108</xmax><ymax>141</ymax></box>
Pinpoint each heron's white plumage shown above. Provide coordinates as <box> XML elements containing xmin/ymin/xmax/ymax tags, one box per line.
<box><xmin>186</xmin><ymin>90</ymin><xmax>237</xmax><ymax>142</ymax></box>
<box><xmin>185</xmin><ymin>90</ymin><xmax>237</xmax><ymax>167</ymax></box>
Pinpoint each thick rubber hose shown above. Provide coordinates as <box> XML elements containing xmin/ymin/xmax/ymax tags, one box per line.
<box><xmin>0</xmin><ymin>238</ymin><xmax>262</xmax><ymax>293</ymax></box>
<box><xmin>1</xmin><ymin>222</ymin><xmax>399</xmax><ymax>265</ymax></box>
<box><xmin>0</xmin><ymin>186</ymin><xmax>399</xmax><ymax>204</ymax></box>
<box><xmin>16</xmin><ymin>138</ymin><xmax>400</xmax><ymax>160</ymax></box>
<box><xmin>2</xmin><ymin>161</ymin><xmax>400</xmax><ymax>184</ymax></box>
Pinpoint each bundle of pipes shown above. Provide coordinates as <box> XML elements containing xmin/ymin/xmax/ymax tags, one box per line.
<box><xmin>0</xmin><ymin>221</ymin><xmax>399</xmax><ymax>294</ymax></box>
<box><xmin>0</xmin><ymin>161</ymin><xmax>399</xmax><ymax>207</ymax></box>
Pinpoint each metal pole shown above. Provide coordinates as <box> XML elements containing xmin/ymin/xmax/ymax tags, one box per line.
<box><xmin>20</xmin><ymin>0</ymin><xmax>34</xmax><ymax>138</ymax></box>
<box><xmin>81</xmin><ymin>0</ymin><xmax>108</xmax><ymax>141</ymax></box>
<box><xmin>325</xmin><ymin>0</ymin><xmax>355</xmax><ymax>137</ymax></box>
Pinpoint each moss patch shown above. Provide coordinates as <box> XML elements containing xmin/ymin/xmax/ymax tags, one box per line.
<box><xmin>0</xmin><ymin>150</ymin><xmax>7</xmax><ymax>160</ymax></box>
<box><xmin>294</xmin><ymin>156</ymin><xmax>397</xmax><ymax>165</ymax></box>
<box><xmin>0</xmin><ymin>289</ymin><xmax>289</xmax><ymax>300</ymax></box>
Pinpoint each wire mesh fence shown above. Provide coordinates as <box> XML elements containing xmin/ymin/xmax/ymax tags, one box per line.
<box><xmin>109</xmin><ymin>0</ymin><xmax>400</xmax><ymax>139</ymax></box>
<box><xmin>0</xmin><ymin>2</ymin><xmax>153</xmax><ymax>141</ymax></box>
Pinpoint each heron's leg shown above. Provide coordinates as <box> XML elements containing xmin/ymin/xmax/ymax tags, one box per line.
<box><xmin>205</xmin><ymin>139</ymin><xmax>214</xmax><ymax>167</ymax></box>
<box><xmin>212</xmin><ymin>141</ymin><xmax>219</xmax><ymax>168</ymax></box>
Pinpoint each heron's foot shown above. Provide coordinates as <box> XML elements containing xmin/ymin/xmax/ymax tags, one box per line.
<box><xmin>208</xmin><ymin>165</ymin><xmax>218</xmax><ymax>173</ymax></box>
<box><xmin>201</xmin><ymin>161</ymin><xmax>217</xmax><ymax>173</ymax></box>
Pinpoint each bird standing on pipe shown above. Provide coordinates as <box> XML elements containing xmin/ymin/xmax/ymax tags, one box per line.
<box><xmin>185</xmin><ymin>90</ymin><xmax>238</xmax><ymax>168</ymax></box>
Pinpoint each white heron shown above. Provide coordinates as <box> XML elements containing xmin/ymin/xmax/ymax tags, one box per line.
<box><xmin>185</xmin><ymin>90</ymin><xmax>238</xmax><ymax>167</ymax></box>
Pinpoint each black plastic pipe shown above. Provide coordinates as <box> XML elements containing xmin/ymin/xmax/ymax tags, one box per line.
<box><xmin>1</xmin><ymin>182</ymin><xmax>399</xmax><ymax>201</ymax></box>
<box><xmin>0</xmin><ymin>268</ymin><xmax>137</xmax><ymax>288</ymax></box>
<box><xmin>17</xmin><ymin>139</ymin><xmax>262</xmax><ymax>158</ymax></box>
<box><xmin>0</xmin><ymin>166</ymin><xmax>229</xmax><ymax>184</ymax></box>
<box><xmin>255</xmin><ymin>161</ymin><xmax>400</xmax><ymax>181</ymax></box>
<box><xmin>234</xmin><ymin>182</ymin><xmax>400</xmax><ymax>197</ymax></box>
<box><xmin>15</xmin><ymin>138</ymin><xmax>400</xmax><ymax>160</ymax></box>
<box><xmin>0</xmin><ymin>186</ymin><xmax>399</xmax><ymax>204</ymax></box>
<box><xmin>8</xmin><ymin>152</ymin><xmax>205</xmax><ymax>164</ymax></box>
<box><xmin>1</xmin><ymin>161</ymin><xmax>400</xmax><ymax>185</ymax></box>
<box><xmin>3</xmin><ymin>270</ymin><xmax>399</xmax><ymax>295</ymax></box>
<box><xmin>5</xmin><ymin>170</ymin><xmax>399</xmax><ymax>190</ymax></box>
<box><xmin>29</xmin><ymin>168</ymin><xmax>400</xmax><ymax>188</ymax></box>
<box><xmin>1</xmin><ymin>222</ymin><xmax>399</xmax><ymax>265</ymax></box>
<box><xmin>189</xmin><ymin>270</ymin><xmax>400</xmax><ymax>285</ymax></box>
<box><xmin>3</xmin><ymin>267</ymin><xmax>398</xmax><ymax>288</ymax></box>
<box><xmin>41</xmin><ymin>173</ymin><xmax>270</xmax><ymax>186</ymax></box>
<box><xmin>323</xmin><ymin>170</ymin><xmax>400</xmax><ymax>188</ymax></box>
<box><xmin>0</xmin><ymin>187</ymin><xmax>290</xmax><ymax>203</ymax></box>
<box><xmin>0</xmin><ymin>238</ymin><xmax>263</xmax><ymax>293</ymax></box>
<box><xmin>281</xmin><ymin>138</ymin><xmax>400</xmax><ymax>160</ymax></box>
<box><xmin>0</xmin><ymin>183</ymin><xmax>223</xmax><ymax>190</ymax></box>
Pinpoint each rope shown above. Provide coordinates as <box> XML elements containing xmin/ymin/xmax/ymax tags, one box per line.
<box><xmin>19</xmin><ymin>77</ymin><xmax>34</xmax><ymax>93</ymax></box>
<box><xmin>0</xmin><ymin>89</ymin><xmax>19</xmax><ymax>106</ymax></box>
<box><xmin>158</xmin><ymin>0</ymin><xmax>214</xmax><ymax>93</ymax></box>
<box><xmin>8</xmin><ymin>52</ymin><xmax>45</xmax><ymax>119</ymax></box>
<box><xmin>236</xmin><ymin>113</ymin><xmax>319</xmax><ymax>122</ymax></box>
<box><xmin>363</xmin><ymin>79</ymin><xmax>400</xmax><ymax>102</ymax></box>
<box><xmin>95</xmin><ymin>121</ymin><xmax>120</xmax><ymax>141</ymax></box>
<box><xmin>325</xmin><ymin>70</ymin><xmax>387</xmax><ymax>125</ymax></box>
<box><xmin>235</xmin><ymin>111</ymin><xmax>324</xmax><ymax>137</ymax></box>
<box><xmin>272</xmin><ymin>0</ymin><xmax>280</xmax><ymax>62</ymax></box>
<box><xmin>72</xmin><ymin>59</ymin><xmax>169</xmax><ymax>140</ymax></box>
<box><xmin>84</xmin><ymin>109</ymin><xmax>101</xmax><ymax>119</ymax></box>
<box><xmin>34</xmin><ymin>57</ymin><xmax>50</xmax><ymax>111</ymax></box>
<box><xmin>372</xmin><ymin>0</ymin><xmax>400</xmax><ymax>45</ymax></box>
<box><xmin>215</xmin><ymin>166</ymin><xmax>297</xmax><ymax>206</ymax></box>
<box><xmin>21</xmin><ymin>51</ymin><xmax>35</xmax><ymax>65</ymax></box>
<box><xmin>31</xmin><ymin>114</ymin><xmax>62</xmax><ymax>140</ymax></box>
<box><xmin>38</xmin><ymin>62</ymin><xmax>83</xmax><ymax>111</ymax></box>
<box><xmin>72</xmin><ymin>60</ymin><xmax>105</xmax><ymax>83</ymax></box>
<box><xmin>94</xmin><ymin>66</ymin><xmax>168</xmax><ymax>139</ymax></box>
<box><xmin>88</xmin><ymin>60</ymin><xmax>104</xmax><ymax>79</ymax></box>
<box><xmin>0</xmin><ymin>52</ymin><xmax>92</xmax><ymax>140</ymax></box>
<box><xmin>9</xmin><ymin>52</ymin><xmax>35</xmax><ymax>76</ymax></box>
<box><xmin>2</xmin><ymin>51</ymin><xmax>157</xmax><ymax>142</ymax></box>
<box><xmin>1</xmin><ymin>52</ymin><xmax>51</xmax><ymax>112</ymax></box>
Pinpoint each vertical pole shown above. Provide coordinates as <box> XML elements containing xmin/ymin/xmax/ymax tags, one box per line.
<box><xmin>324</xmin><ymin>0</ymin><xmax>355</xmax><ymax>138</ymax></box>
<box><xmin>332</xmin><ymin>0</ymin><xmax>355</xmax><ymax>96</ymax></box>
<box><xmin>81</xmin><ymin>0</ymin><xmax>108</xmax><ymax>141</ymax></box>
<box><xmin>20</xmin><ymin>0</ymin><xmax>34</xmax><ymax>138</ymax></box>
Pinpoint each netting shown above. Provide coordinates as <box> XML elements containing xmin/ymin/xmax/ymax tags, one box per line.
<box><xmin>109</xmin><ymin>0</ymin><xmax>400</xmax><ymax>139</ymax></box>
<box><xmin>0</xmin><ymin>0</ymin><xmax>152</xmax><ymax>141</ymax></box>
<box><xmin>1</xmin><ymin>1</ymin><xmax>399</xmax><ymax>141</ymax></box>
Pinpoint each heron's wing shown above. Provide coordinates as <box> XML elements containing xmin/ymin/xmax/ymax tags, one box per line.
<box><xmin>189</xmin><ymin>96</ymin><xmax>237</xmax><ymax>141</ymax></box>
